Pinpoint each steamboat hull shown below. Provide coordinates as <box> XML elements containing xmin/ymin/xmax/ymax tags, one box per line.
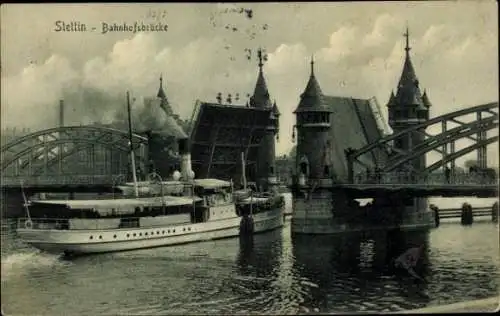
<box><xmin>16</xmin><ymin>208</ymin><xmax>283</xmax><ymax>255</ymax></box>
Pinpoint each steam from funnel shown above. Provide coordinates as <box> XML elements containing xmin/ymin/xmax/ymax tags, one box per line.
<box><xmin>178</xmin><ymin>138</ymin><xmax>195</xmax><ymax>181</ymax></box>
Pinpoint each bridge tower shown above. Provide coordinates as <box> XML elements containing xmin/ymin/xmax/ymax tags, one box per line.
<box><xmin>293</xmin><ymin>56</ymin><xmax>333</xmax><ymax>182</ymax></box>
<box><xmin>291</xmin><ymin>57</ymin><xmax>336</xmax><ymax>234</ymax></box>
<box><xmin>249</xmin><ymin>48</ymin><xmax>280</xmax><ymax>192</ymax></box>
<box><xmin>157</xmin><ymin>74</ymin><xmax>174</xmax><ymax>116</ymax></box>
<box><xmin>387</xmin><ymin>26</ymin><xmax>431</xmax><ymax>172</ymax></box>
<box><xmin>386</xmin><ymin>26</ymin><xmax>433</xmax><ymax>224</ymax></box>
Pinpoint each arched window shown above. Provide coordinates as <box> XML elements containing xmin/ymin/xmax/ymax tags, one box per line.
<box><xmin>300</xmin><ymin>162</ymin><xmax>308</xmax><ymax>175</ymax></box>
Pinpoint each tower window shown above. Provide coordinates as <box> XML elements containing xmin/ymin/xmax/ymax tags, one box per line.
<box><xmin>300</xmin><ymin>162</ymin><xmax>308</xmax><ymax>175</ymax></box>
<box><xmin>324</xmin><ymin>165</ymin><xmax>330</xmax><ymax>176</ymax></box>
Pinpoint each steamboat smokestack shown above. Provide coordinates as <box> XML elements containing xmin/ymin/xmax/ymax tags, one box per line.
<box><xmin>178</xmin><ymin>138</ymin><xmax>195</xmax><ymax>181</ymax></box>
<box><xmin>59</xmin><ymin>100</ymin><xmax>65</xmax><ymax>127</ymax></box>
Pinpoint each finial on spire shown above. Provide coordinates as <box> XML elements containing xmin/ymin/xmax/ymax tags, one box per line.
<box><xmin>157</xmin><ymin>73</ymin><xmax>167</xmax><ymax>99</ymax></box>
<box><xmin>310</xmin><ymin>55</ymin><xmax>315</xmax><ymax>75</ymax></box>
<box><xmin>257</xmin><ymin>47</ymin><xmax>264</xmax><ymax>69</ymax></box>
<box><xmin>404</xmin><ymin>24</ymin><xmax>411</xmax><ymax>53</ymax></box>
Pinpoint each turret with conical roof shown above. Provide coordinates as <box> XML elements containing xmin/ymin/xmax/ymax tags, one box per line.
<box><xmin>388</xmin><ymin>26</ymin><xmax>430</xmax><ymax>129</ymax></box>
<box><xmin>157</xmin><ymin>74</ymin><xmax>173</xmax><ymax>116</ymax></box>
<box><xmin>250</xmin><ymin>49</ymin><xmax>272</xmax><ymax>109</ymax></box>
<box><xmin>294</xmin><ymin>56</ymin><xmax>330</xmax><ymax>114</ymax></box>
<box><xmin>251</xmin><ymin>48</ymin><xmax>279</xmax><ymax>191</ymax></box>
<box><xmin>387</xmin><ymin>26</ymin><xmax>431</xmax><ymax>172</ymax></box>
<box><xmin>294</xmin><ymin>56</ymin><xmax>333</xmax><ymax>181</ymax></box>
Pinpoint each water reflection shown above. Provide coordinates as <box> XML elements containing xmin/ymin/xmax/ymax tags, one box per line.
<box><xmin>291</xmin><ymin>229</ymin><xmax>432</xmax><ymax>312</ymax></box>
<box><xmin>2</xmin><ymin>221</ymin><xmax>498</xmax><ymax>315</ymax></box>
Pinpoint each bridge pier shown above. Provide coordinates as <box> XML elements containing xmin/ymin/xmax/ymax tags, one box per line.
<box><xmin>291</xmin><ymin>182</ymin><xmax>435</xmax><ymax>234</ymax></box>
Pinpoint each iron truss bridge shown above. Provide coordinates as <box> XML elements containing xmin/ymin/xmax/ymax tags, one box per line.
<box><xmin>1</xmin><ymin>126</ymin><xmax>148</xmax><ymax>189</ymax></box>
<box><xmin>346</xmin><ymin>102</ymin><xmax>499</xmax><ymax>182</ymax></box>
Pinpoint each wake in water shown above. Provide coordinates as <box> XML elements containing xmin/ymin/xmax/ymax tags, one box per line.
<box><xmin>1</xmin><ymin>250</ymin><xmax>71</xmax><ymax>282</ymax></box>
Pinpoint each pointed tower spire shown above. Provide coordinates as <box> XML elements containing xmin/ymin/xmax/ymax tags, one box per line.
<box><xmin>310</xmin><ymin>54</ymin><xmax>315</xmax><ymax>75</ymax></box>
<box><xmin>294</xmin><ymin>55</ymin><xmax>325</xmax><ymax>113</ymax></box>
<box><xmin>404</xmin><ymin>25</ymin><xmax>411</xmax><ymax>54</ymax></box>
<box><xmin>250</xmin><ymin>47</ymin><xmax>271</xmax><ymax>108</ymax></box>
<box><xmin>386</xmin><ymin>90</ymin><xmax>396</xmax><ymax>107</ymax></box>
<box><xmin>157</xmin><ymin>74</ymin><xmax>167</xmax><ymax>100</ymax></box>
<box><xmin>395</xmin><ymin>25</ymin><xmax>422</xmax><ymax>106</ymax></box>
<box><xmin>422</xmin><ymin>89</ymin><xmax>432</xmax><ymax>108</ymax></box>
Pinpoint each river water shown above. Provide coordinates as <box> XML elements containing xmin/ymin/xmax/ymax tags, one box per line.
<box><xmin>1</xmin><ymin>194</ymin><xmax>499</xmax><ymax>315</ymax></box>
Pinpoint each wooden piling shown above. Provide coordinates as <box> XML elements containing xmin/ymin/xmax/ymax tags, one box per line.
<box><xmin>430</xmin><ymin>204</ymin><xmax>440</xmax><ymax>227</ymax></box>
<box><xmin>461</xmin><ymin>203</ymin><xmax>473</xmax><ymax>225</ymax></box>
<box><xmin>492</xmin><ymin>202</ymin><xmax>499</xmax><ymax>223</ymax></box>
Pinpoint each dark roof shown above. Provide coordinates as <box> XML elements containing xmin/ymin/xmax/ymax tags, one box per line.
<box><xmin>422</xmin><ymin>90</ymin><xmax>432</xmax><ymax>108</ymax></box>
<box><xmin>323</xmin><ymin>96</ymin><xmax>389</xmax><ymax>178</ymax></box>
<box><xmin>250</xmin><ymin>67</ymin><xmax>272</xmax><ymax>109</ymax></box>
<box><xmin>272</xmin><ymin>100</ymin><xmax>280</xmax><ymax>116</ymax></box>
<box><xmin>157</xmin><ymin>76</ymin><xmax>167</xmax><ymax>100</ymax></box>
<box><xmin>294</xmin><ymin>59</ymin><xmax>332</xmax><ymax>113</ymax></box>
<box><xmin>394</xmin><ymin>51</ymin><xmax>424</xmax><ymax>106</ymax></box>
<box><xmin>386</xmin><ymin>91</ymin><xmax>396</xmax><ymax>107</ymax></box>
<box><xmin>189</xmin><ymin>102</ymin><xmax>273</xmax><ymax>181</ymax></box>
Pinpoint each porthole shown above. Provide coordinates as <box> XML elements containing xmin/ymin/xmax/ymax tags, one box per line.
<box><xmin>173</xmin><ymin>229</ymin><xmax>176</xmax><ymax>233</ymax></box>
<box><xmin>151</xmin><ymin>232</ymin><xmax>154</xmax><ymax>236</ymax></box>
<box><xmin>99</xmin><ymin>235</ymin><xmax>103</xmax><ymax>239</ymax></box>
<box><xmin>127</xmin><ymin>234</ymin><xmax>130</xmax><ymax>238</ymax></box>
<box><xmin>113</xmin><ymin>235</ymin><xmax>117</xmax><ymax>239</ymax></box>
<box><xmin>162</xmin><ymin>230</ymin><xmax>165</xmax><ymax>234</ymax></box>
<box><xmin>139</xmin><ymin>233</ymin><xmax>142</xmax><ymax>236</ymax></box>
<box><xmin>145</xmin><ymin>232</ymin><xmax>148</xmax><ymax>236</ymax></box>
<box><xmin>188</xmin><ymin>227</ymin><xmax>191</xmax><ymax>231</ymax></box>
<box><xmin>183</xmin><ymin>228</ymin><xmax>186</xmax><ymax>232</ymax></box>
<box><xmin>168</xmin><ymin>230</ymin><xmax>170</xmax><ymax>233</ymax></box>
<box><xmin>157</xmin><ymin>231</ymin><xmax>160</xmax><ymax>235</ymax></box>
<box><xmin>133</xmin><ymin>233</ymin><xmax>137</xmax><ymax>237</ymax></box>
<box><xmin>89</xmin><ymin>236</ymin><xmax>93</xmax><ymax>240</ymax></box>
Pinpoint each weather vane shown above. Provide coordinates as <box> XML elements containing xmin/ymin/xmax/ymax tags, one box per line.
<box><xmin>257</xmin><ymin>47</ymin><xmax>268</xmax><ymax>69</ymax></box>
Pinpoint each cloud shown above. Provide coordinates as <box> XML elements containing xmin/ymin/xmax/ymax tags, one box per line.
<box><xmin>318</xmin><ymin>26</ymin><xmax>357</xmax><ymax>63</ymax></box>
<box><xmin>363</xmin><ymin>14</ymin><xmax>403</xmax><ymax>48</ymax></box>
<box><xmin>1</xmin><ymin>13</ymin><xmax>498</xmax><ymax>163</ymax></box>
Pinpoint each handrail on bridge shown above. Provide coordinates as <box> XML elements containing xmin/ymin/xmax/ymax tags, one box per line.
<box><xmin>348</xmin><ymin>171</ymin><xmax>498</xmax><ymax>186</ymax></box>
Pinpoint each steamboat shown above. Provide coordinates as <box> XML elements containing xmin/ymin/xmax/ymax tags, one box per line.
<box><xmin>15</xmin><ymin>93</ymin><xmax>285</xmax><ymax>256</ymax></box>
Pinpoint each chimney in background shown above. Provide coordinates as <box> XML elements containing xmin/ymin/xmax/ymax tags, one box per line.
<box><xmin>177</xmin><ymin>137</ymin><xmax>195</xmax><ymax>181</ymax></box>
<box><xmin>59</xmin><ymin>100</ymin><xmax>65</xmax><ymax>127</ymax></box>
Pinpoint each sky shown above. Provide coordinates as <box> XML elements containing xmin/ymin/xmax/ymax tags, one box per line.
<box><xmin>1</xmin><ymin>2</ymin><xmax>498</xmax><ymax>165</ymax></box>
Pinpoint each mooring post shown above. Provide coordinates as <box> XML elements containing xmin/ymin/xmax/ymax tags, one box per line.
<box><xmin>492</xmin><ymin>202</ymin><xmax>499</xmax><ymax>223</ymax></box>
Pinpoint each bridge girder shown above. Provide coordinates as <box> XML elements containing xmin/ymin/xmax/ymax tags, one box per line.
<box><xmin>346</xmin><ymin>102</ymin><xmax>499</xmax><ymax>181</ymax></box>
<box><xmin>1</xmin><ymin>126</ymin><xmax>148</xmax><ymax>174</ymax></box>
<box><xmin>381</xmin><ymin>120</ymin><xmax>498</xmax><ymax>173</ymax></box>
<box><xmin>424</xmin><ymin>135</ymin><xmax>499</xmax><ymax>174</ymax></box>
